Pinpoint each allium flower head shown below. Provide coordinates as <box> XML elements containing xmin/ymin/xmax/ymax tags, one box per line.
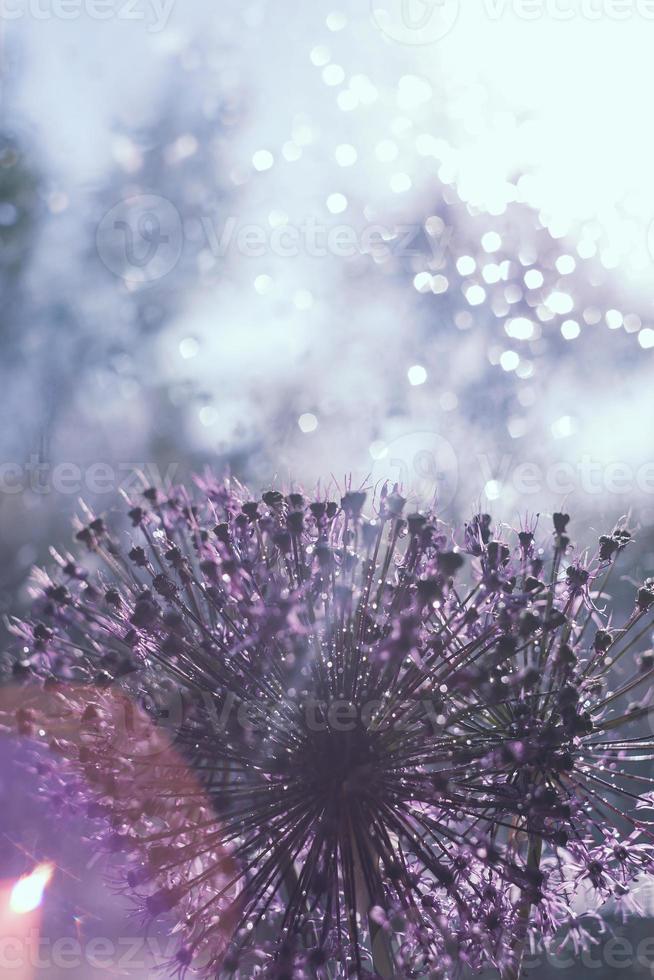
<box><xmin>5</xmin><ymin>481</ymin><xmax>654</xmax><ymax>979</ymax></box>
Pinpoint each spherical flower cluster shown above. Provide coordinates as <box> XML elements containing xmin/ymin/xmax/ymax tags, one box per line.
<box><xmin>5</xmin><ymin>478</ymin><xmax>654</xmax><ymax>979</ymax></box>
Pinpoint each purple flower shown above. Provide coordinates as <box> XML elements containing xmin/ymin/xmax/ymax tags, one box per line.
<box><xmin>4</xmin><ymin>481</ymin><xmax>654</xmax><ymax>979</ymax></box>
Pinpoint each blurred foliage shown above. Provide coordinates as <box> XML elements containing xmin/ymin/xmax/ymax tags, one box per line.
<box><xmin>0</xmin><ymin>130</ymin><xmax>41</xmax><ymax>350</ymax></box>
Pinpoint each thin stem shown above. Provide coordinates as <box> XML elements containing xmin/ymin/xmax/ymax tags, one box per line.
<box><xmin>502</xmin><ymin>835</ymin><xmax>542</xmax><ymax>980</ymax></box>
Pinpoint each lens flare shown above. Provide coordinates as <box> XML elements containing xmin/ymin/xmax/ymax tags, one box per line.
<box><xmin>9</xmin><ymin>864</ymin><xmax>54</xmax><ymax>916</ymax></box>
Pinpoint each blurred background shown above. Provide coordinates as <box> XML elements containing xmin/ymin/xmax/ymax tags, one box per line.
<box><xmin>2</xmin><ymin>0</ymin><xmax>654</xmax><ymax>975</ymax></box>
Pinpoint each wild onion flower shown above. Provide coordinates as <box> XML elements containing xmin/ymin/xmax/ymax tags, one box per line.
<box><xmin>5</xmin><ymin>480</ymin><xmax>654</xmax><ymax>979</ymax></box>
